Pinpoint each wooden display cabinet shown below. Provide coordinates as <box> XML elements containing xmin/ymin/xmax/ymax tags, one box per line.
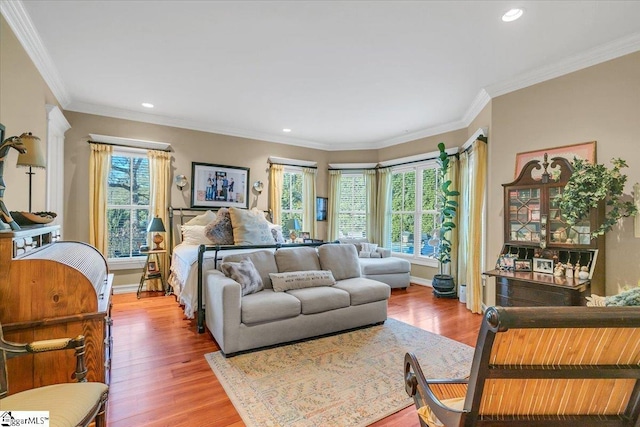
<box><xmin>485</xmin><ymin>155</ymin><xmax>605</xmax><ymax>306</ymax></box>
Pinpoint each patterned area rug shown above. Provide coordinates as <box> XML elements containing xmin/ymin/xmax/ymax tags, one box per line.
<box><xmin>205</xmin><ymin>318</ymin><xmax>474</xmax><ymax>427</ymax></box>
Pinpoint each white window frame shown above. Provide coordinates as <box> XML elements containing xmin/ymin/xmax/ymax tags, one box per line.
<box><xmin>107</xmin><ymin>147</ymin><xmax>149</xmax><ymax>270</ymax></box>
<box><xmin>281</xmin><ymin>166</ymin><xmax>304</xmax><ymax>229</ymax></box>
<box><xmin>337</xmin><ymin>172</ymin><xmax>367</xmax><ymax>239</ymax></box>
<box><xmin>389</xmin><ymin>159</ymin><xmax>439</xmax><ymax>268</ymax></box>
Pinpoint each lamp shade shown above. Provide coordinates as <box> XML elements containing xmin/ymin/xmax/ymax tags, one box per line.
<box><xmin>147</xmin><ymin>217</ymin><xmax>166</xmax><ymax>232</ymax></box>
<box><xmin>15</xmin><ymin>133</ymin><xmax>46</xmax><ymax>169</ymax></box>
<box><xmin>286</xmin><ymin>218</ymin><xmax>301</xmax><ymax>231</ymax></box>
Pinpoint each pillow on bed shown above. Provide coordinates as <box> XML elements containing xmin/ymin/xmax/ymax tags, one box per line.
<box><xmin>229</xmin><ymin>207</ymin><xmax>276</xmax><ymax>245</ymax></box>
<box><xmin>269</xmin><ymin>223</ymin><xmax>285</xmax><ymax>244</ymax></box>
<box><xmin>181</xmin><ymin>225</ymin><xmax>213</xmax><ymax>245</ymax></box>
<box><xmin>185</xmin><ymin>210</ymin><xmax>216</xmax><ymax>226</ymax></box>
<box><xmin>204</xmin><ymin>208</ymin><xmax>234</xmax><ymax>244</ymax></box>
<box><xmin>221</xmin><ymin>258</ymin><xmax>264</xmax><ymax>296</ymax></box>
<box><xmin>269</xmin><ymin>270</ymin><xmax>336</xmax><ymax>292</ymax></box>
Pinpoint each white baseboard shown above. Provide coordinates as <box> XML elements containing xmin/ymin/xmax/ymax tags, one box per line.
<box><xmin>112</xmin><ymin>284</ymin><xmax>139</xmax><ymax>294</ymax></box>
<box><xmin>410</xmin><ymin>276</ymin><xmax>433</xmax><ymax>287</ymax></box>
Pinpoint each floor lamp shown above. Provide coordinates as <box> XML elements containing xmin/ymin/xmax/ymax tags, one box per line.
<box><xmin>15</xmin><ymin>132</ymin><xmax>45</xmax><ymax>212</ymax></box>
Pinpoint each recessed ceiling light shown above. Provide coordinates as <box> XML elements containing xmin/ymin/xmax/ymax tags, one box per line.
<box><xmin>502</xmin><ymin>8</ymin><xmax>524</xmax><ymax>22</ymax></box>
<box><xmin>141</xmin><ymin>102</ymin><xmax>154</xmax><ymax>108</ymax></box>
<box><xmin>283</xmin><ymin>128</ymin><xmax>292</xmax><ymax>133</ymax></box>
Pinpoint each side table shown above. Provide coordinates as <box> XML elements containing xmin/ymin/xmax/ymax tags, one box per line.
<box><xmin>137</xmin><ymin>249</ymin><xmax>167</xmax><ymax>298</ymax></box>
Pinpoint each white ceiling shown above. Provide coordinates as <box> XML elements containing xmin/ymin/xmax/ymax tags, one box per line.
<box><xmin>4</xmin><ymin>1</ymin><xmax>640</xmax><ymax>150</ymax></box>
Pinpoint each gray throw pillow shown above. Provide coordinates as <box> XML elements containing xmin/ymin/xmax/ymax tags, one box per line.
<box><xmin>220</xmin><ymin>258</ymin><xmax>264</xmax><ymax>296</ymax></box>
<box><xmin>204</xmin><ymin>208</ymin><xmax>234</xmax><ymax>244</ymax></box>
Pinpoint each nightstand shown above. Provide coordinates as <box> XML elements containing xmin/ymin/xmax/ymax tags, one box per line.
<box><xmin>137</xmin><ymin>249</ymin><xmax>167</xmax><ymax>298</ymax></box>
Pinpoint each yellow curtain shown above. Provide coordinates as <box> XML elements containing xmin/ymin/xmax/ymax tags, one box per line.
<box><xmin>375</xmin><ymin>167</ymin><xmax>391</xmax><ymax>247</ymax></box>
<box><xmin>302</xmin><ymin>167</ymin><xmax>317</xmax><ymax>238</ymax></box>
<box><xmin>444</xmin><ymin>155</ymin><xmax>460</xmax><ymax>280</ymax></box>
<box><xmin>364</xmin><ymin>169</ymin><xmax>377</xmax><ymax>241</ymax></box>
<box><xmin>327</xmin><ymin>170</ymin><xmax>341</xmax><ymax>241</ymax></box>
<box><xmin>148</xmin><ymin>149</ymin><xmax>170</xmax><ymax>291</ymax></box>
<box><xmin>464</xmin><ymin>140</ymin><xmax>487</xmax><ymax>313</ymax></box>
<box><xmin>89</xmin><ymin>143</ymin><xmax>112</xmax><ymax>256</ymax></box>
<box><xmin>269</xmin><ymin>164</ymin><xmax>284</xmax><ymax>226</ymax></box>
<box><xmin>457</xmin><ymin>152</ymin><xmax>470</xmax><ymax>290</ymax></box>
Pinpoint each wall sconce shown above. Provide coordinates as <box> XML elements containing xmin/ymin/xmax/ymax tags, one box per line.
<box><xmin>253</xmin><ymin>181</ymin><xmax>264</xmax><ymax>194</ymax></box>
<box><xmin>175</xmin><ymin>174</ymin><xmax>187</xmax><ymax>190</ymax></box>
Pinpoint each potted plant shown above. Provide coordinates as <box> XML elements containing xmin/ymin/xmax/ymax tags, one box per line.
<box><xmin>432</xmin><ymin>142</ymin><xmax>460</xmax><ymax>298</ymax></box>
<box><xmin>558</xmin><ymin>157</ymin><xmax>637</xmax><ymax>237</ymax></box>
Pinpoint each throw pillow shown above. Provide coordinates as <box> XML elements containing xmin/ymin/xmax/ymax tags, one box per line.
<box><xmin>229</xmin><ymin>207</ymin><xmax>276</xmax><ymax>245</ymax></box>
<box><xmin>181</xmin><ymin>225</ymin><xmax>213</xmax><ymax>245</ymax></box>
<box><xmin>185</xmin><ymin>210</ymin><xmax>216</xmax><ymax>226</ymax></box>
<box><xmin>221</xmin><ymin>258</ymin><xmax>264</xmax><ymax>296</ymax></box>
<box><xmin>204</xmin><ymin>208</ymin><xmax>234</xmax><ymax>244</ymax></box>
<box><xmin>269</xmin><ymin>270</ymin><xmax>336</xmax><ymax>292</ymax></box>
<box><xmin>268</xmin><ymin>222</ymin><xmax>285</xmax><ymax>243</ymax></box>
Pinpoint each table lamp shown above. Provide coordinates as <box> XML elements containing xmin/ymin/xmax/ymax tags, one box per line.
<box><xmin>15</xmin><ymin>132</ymin><xmax>45</xmax><ymax>212</ymax></box>
<box><xmin>148</xmin><ymin>216</ymin><xmax>166</xmax><ymax>250</ymax></box>
<box><xmin>286</xmin><ymin>218</ymin><xmax>301</xmax><ymax>242</ymax></box>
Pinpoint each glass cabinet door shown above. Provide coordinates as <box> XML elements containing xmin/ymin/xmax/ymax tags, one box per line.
<box><xmin>508</xmin><ymin>188</ymin><xmax>541</xmax><ymax>243</ymax></box>
<box><xmin>548</xmin><ymin>187</ymin><xmax>592</xmax><ymax>245</ymax></box>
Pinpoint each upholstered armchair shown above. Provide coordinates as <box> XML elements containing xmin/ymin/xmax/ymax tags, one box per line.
<box><xmin>0</xmin><ymin>324</ymin><xmax>109</xmax><ymax>427</ymax></box>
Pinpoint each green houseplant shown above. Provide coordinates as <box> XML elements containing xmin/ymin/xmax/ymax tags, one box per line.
<box><xmin>432</xmin><ymin>142</ymin><xmax>460</xmax><ymax>298</ymax></box>
<box><xmin>558</xmin><ymin>157</ymin><xmax>637</xmax><ymax>237</ymax></box>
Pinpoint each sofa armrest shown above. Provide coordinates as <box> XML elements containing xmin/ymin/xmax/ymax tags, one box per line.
<box><xmin>204</xmin><ymin>270</ymin><xmax>242</xmax><ymax>353</ymax></box>
<box><xmin>377</xmin><ymin>247</ymin><xmax>391</xmax><ymax>258</ymax></box>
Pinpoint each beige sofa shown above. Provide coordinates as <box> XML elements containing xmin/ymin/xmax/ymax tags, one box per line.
<box><xmin>204</xmin><ymin>244</ymin><xmax>391</xmax><ymax>356</ymax></box>
<box><xmin>338</xmin><ymin>238</ymin><xmax>411</xmax><ymax>289</ymax></box>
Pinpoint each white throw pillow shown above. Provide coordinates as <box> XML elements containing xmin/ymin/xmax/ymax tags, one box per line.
<box><xmin>229</xmin><ymin>207</ymin><xmax>276</xmax><ymax>245</ymax></box>
<box><xmin>269</xmin><ymin>270</ymin><xmax>336</xmax><ymax>292</ymax></box>
<box><xmin>185</xmin><ymin>210</ymin><xmax>216</xmax><ymax>226</ymax></box>
<box><xmin>181</xmin><ymin>225</ymin><xmax>213</xmax><ymax>245</ymax></box>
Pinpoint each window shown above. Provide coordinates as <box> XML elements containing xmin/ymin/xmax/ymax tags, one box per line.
<box><xmin>107</xmin><ymin>150</ymin><xmax>150</xmax><ymax>259</ymax></box>
<box><xmin>389</xmin><ymin>160</ymin><xmax>439</xmax><ymax>262</ymax></box>
<box><xmin>281</xmin><ymin>168</ymin><xmax>303</xmax><ymax>234</ymax></box>
<box><xmin>338</xmin><ymin>173</ymin><xmax>367</xmax><ymax>238</ymax></box>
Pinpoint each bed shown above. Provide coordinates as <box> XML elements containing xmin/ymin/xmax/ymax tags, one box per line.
<box><xmin>167</xmin><ymin>207</ymin><xmax>328</xmax><ymax>332</ymax></box>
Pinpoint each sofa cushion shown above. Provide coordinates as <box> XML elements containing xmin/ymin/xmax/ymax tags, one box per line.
<box><xmin>269</xmin><ymin>270</ymin><xmax>336</xmax><ymax>292</ymax></box>
<box><xmin>318</xmin><ymin>244</ymin><xmax>361</xmax><ymax>280</ymax></box>
<box><xmin>220</xmin><ymin>258</ymin><xmax>263</xmax><ymax>296</ymax></box>
<box><xmin>286</xmin><ymin>287</ymin><xmax>350</xmax><ymax>314</ymax></box>
<box><xmin>223</xmin><ymin>250</ymin><xmax>278</xmax><ymax>289</ymax></box>
<box><xmin>275</xmin><ymin>247</ymin><xmax>321</xmax><ymax>272</ymax></box>
<box><xmin>334</xmin><ymin>277</ymin><xmax>391</xmax><ymax>305</ymax></box>
<box><xmin>338</xmin><ymin>238</ymin><xmax>368</xmax><ymax>252</ymax></box>
<box><xmin>359</xmin><ymin>257</ymin><xmax>411</xmax><ymax>275</ymax></box>
<box><xmin>241</xmin><ymin>289</ymin><xmax>301</xmax><ymax>324</ymax></box>
<box><xmin>229</xmin><ymin>207</ymin><xmax>276</xmax><ymax>245</ymax></box>
<box><xmin>204</xmin><ymin>208</ymin><xmax>234</xmax><ymax>244</ymax></box>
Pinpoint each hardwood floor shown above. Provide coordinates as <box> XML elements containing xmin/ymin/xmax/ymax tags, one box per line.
<box><xmin>108</xmin><ymin>284</ymin><xmax>483</xmax><ymax>426</ymax></box>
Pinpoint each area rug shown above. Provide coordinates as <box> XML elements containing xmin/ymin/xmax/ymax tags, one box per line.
<box><xmin>205</xmin><ymin>318</ymin><xmax>474</xmax><ymax>427</ymax></box>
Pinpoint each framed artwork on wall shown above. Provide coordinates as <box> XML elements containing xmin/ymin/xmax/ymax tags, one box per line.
<box><xmin>514</xmin><ymin>141</ymin><xmax>596</xmax><ymax>178</ymax></box>
<box><xmin>190</xmin><ymin>162</ymin><xmax>249</xmax><ymax>209</ymax></box>
<box><xmin>316</xmin><ymin>197</ymin><xmax>327</xmax><ymax>221</ymax></box>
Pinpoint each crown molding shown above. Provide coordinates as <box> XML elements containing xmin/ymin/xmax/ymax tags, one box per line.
<box><xmin>486</xmin><ymin>31</ymin><xmax>640</xmax><ymax>98</ymax></box>
<box><xmin>1</xmin><ymin>0</ymin><xmax>71</xmax><ymax>106</ymax></box>
<box><xmin>462</xmin><ymin>89</ymin><xmax>491</xmax><ymax>126</ymax></box>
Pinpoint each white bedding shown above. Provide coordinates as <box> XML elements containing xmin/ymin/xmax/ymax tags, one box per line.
<box><xmin>169</xmin><ymin>243</ymin><xmax>275</xmax><ymax>318</ymax></box>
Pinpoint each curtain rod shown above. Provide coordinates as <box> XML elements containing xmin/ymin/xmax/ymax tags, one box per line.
<box><xmin>87</xmin><ymin>140</ymin><xmax>172</xmax><ymax>153</ymax></box>
<box><xmin>269</xmin><ymin>161</ymin><xmax>317</xmax><ymax>169</ymax></box>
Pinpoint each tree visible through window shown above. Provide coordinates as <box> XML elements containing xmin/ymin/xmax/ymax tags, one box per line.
<box><xmin>281</xmin><ymin>169</ymin><xmax>303</xmax><ymax>235</ymax></box>
<box><xmin>390</xmin><ymin>161</ymin><xmax>439</xmax><ymax>258</ymax></box>
<box><xmin>107</xmin><ymin>152</ymin><xmax>150</xmax><ymax>259</ymax></box>
<box><xmin>338</xmin><ymin>173</ymin><xmax>366</xmax><ymax>238</ymax></box>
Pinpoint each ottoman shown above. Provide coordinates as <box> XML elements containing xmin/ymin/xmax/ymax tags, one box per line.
<box><xmin>359</xmin><ymin>257</ymin><xmax>411</xmax><ymax>289</ymax></box>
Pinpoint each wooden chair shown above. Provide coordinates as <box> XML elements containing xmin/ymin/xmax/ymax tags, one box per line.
<box><xmin>404</xmin><ymin>306</ymin><xmax>640</xmax><ymax>427</ymax></box>
<box><xmin>0</xmin><ymin>322</ymin><xmax>109</xmax><ymax>426</ymax></box>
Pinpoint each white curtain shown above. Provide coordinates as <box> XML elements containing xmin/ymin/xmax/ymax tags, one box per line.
<box><xmin>375</xmin><ymin>167</ymin><xmax>392</xmax><ymax>247</ymax></box>
<box><xmin>457</xmin><ymin>140</ymin><xmax>487</xmax><ymax>313</ymax></box>
<box><xmin>89</xmin><ymin>143</ymin><xmax>112</xmax><ymax>256</ymax></box>
<box><xmin>364</xmin><ymin>169</ymin><xmax>377</xmax><ymax>241</ymax></box>
<box><xmin>327</xmin><ymin>170</ymin><xmax>341</xmax><ymax>241</ymax></box>
<box><xmin>269</xmin><ymin>164</ymin><xmax>284</xmax><ymax>225</ymax></box>
<box><xmin>302</xmin><ymin>167</ymin><xmax>317</xmax><ymax>238</ymax></box>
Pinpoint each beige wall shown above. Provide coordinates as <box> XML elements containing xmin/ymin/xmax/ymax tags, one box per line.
<box><xmin>0</xmin><ymin>16</ymin><xmax>59</xmax><ymax>215</ymax></box>
<box><xmin>489</xmin><ymin>51</ymin><xmax>640</xmax><ymax>299</ymax></box>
